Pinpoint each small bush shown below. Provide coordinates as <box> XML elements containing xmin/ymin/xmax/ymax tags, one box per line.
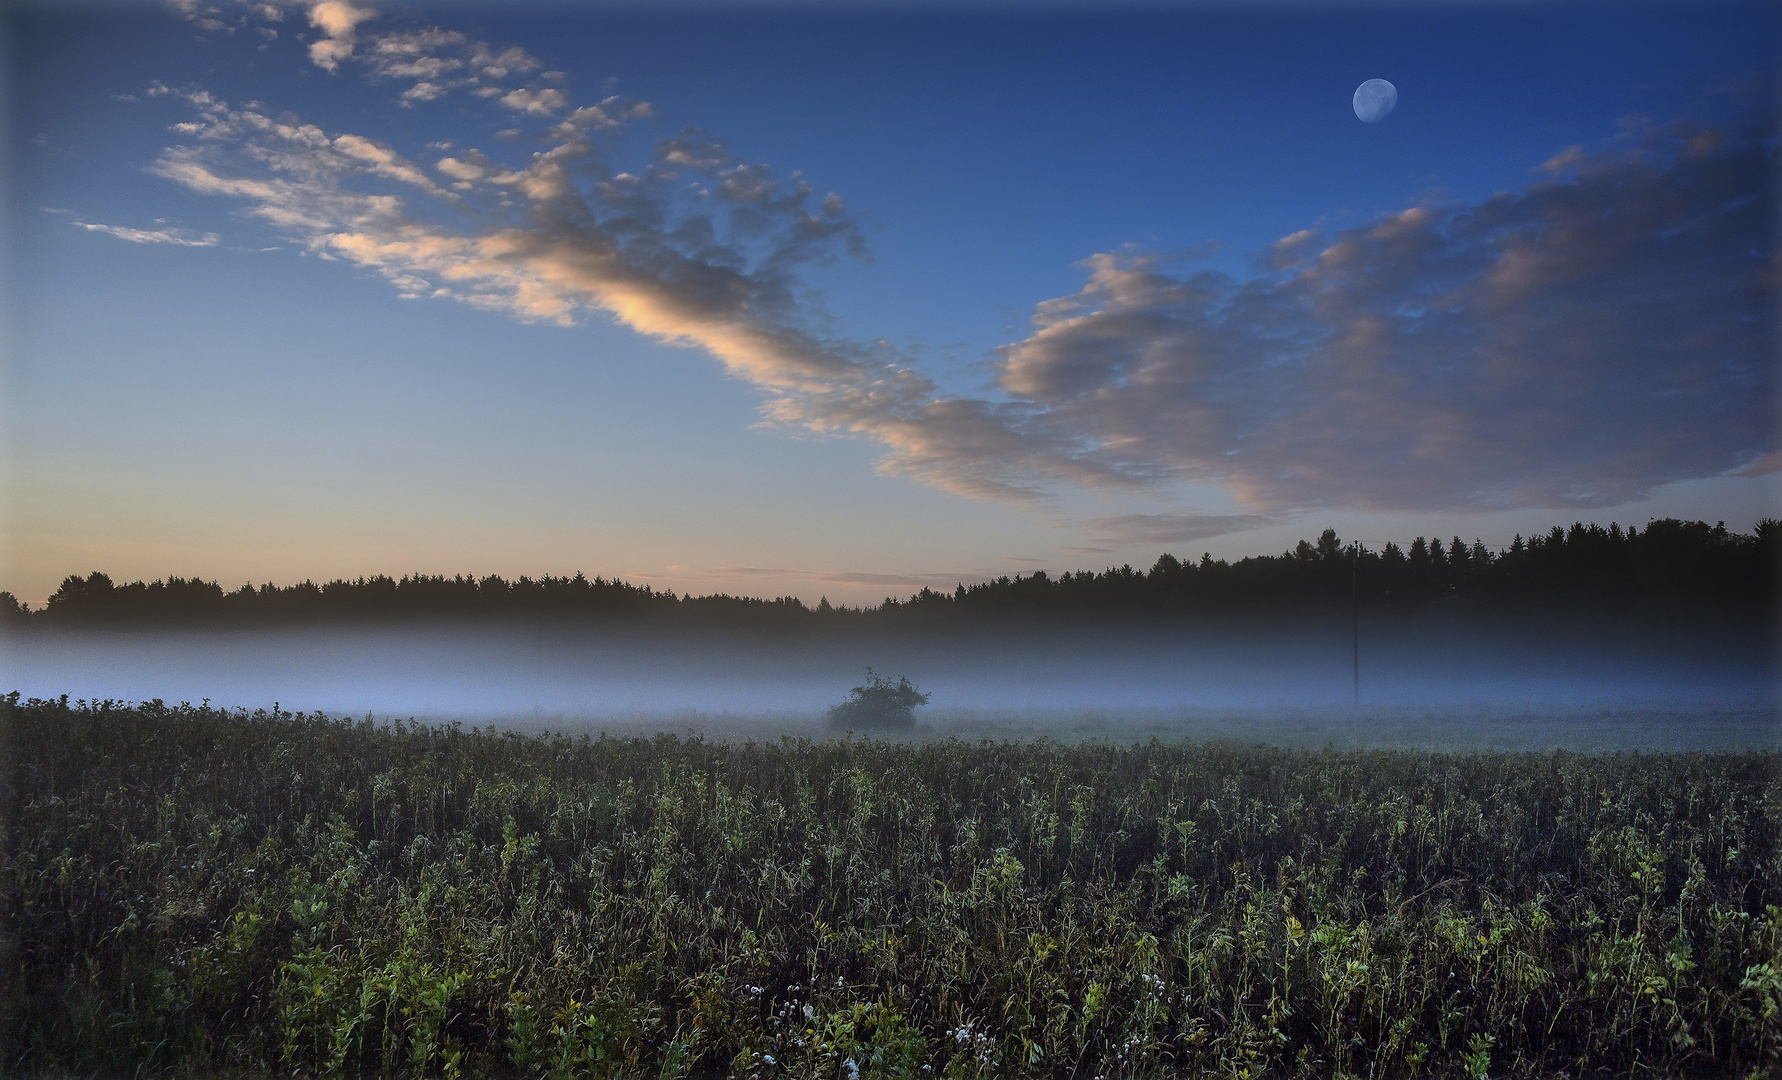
<box><xmin>827</xmin><ymin>669</ymin><xmax>930</xmax><ymax>729</ymax></box>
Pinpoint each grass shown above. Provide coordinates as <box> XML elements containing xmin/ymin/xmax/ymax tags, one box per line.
<box><xmin>3</xmin><ymin>693</ymin><xmax>1779</xmax><ymax>1078</ymax></box>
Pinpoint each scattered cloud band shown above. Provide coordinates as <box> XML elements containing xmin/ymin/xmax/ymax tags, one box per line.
<box><xmin>147</xmin><ymin>2</ymin><xmax>1775</xmax><ymax>522</ymax></box>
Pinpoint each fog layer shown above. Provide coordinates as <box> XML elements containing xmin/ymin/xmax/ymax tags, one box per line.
<box><xmin>4</xmin><ymin>616</ymin><xmax>1773</xmax><ymax>749</ymax></box>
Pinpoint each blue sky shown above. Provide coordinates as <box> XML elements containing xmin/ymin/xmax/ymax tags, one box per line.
<box><xmin>3</xmin><ymin>0</ymin><xmax>1775</xmax><ymax>605</ymax></box>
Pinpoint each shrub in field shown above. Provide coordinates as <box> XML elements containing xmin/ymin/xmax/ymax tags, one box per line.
<box><xmin>827</xmin><ymin>669</ymin><xmax>929</xmax><ymax>730</ymax></box>
<box><xmin>5</xmin><ymin>692</ymin><xmax>1780</xmax><ymax>1079</ymax></box>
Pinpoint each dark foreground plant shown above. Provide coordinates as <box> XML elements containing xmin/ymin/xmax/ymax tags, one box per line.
<box><xmin>3</xmin><ymin>693</ymin><xmax>1778</xmax><ymax>1078</ymax></box>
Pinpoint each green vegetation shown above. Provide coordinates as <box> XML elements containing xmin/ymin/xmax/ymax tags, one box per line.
<box><xmin>827</xmin><ymin>671</ymin><xmax>930</xmax><ymax>731</ymax></box>
<box><xmin>4</xmin><ymin>517</ymin><xmax>1773</xmax><ymax>629</ymax></box>
<box><xmin>5</xmin><ymin>694</ymin><xmax>1779</xmax><ymax>1078</ymax></box>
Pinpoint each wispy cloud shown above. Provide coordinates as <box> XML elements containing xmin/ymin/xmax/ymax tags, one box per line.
<box><xmin>69</xmin><ymin>218</ymin><xmax>220</xmax><ymax>246</ymax></box>
<box><xmin>172</xmin><ymin>1</ymin><xmax>549</xmax><ymax>108</ymax></box>
<box><xmin>144</xmin><ymin>73</ymin><xmax>1110</xmax><ymax>505</ymax></box>
<box><xmin>147</xmin><ymin>2</ymin><xmax>1774</xmax><ymax>523</ymax></box>
<box><xmin>812</xmin><ymin>570</ymin><xmax>975</xmax><ymax>590</ymax></box>
<box><xmin>644</xmin><ymin>565</ymin><xmax>993</xmax><ymax>594</ymax></box>
<box><xmin>1088</xmin><ymin>513</ymin><xmax>1276</xmax><ymax>546</ymax></box>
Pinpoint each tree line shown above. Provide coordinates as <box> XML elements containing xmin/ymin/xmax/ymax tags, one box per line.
<box><xmin>3</xmin><ymin>517</ymin><xmax>1773</xmax><ymax>629</ymax></box>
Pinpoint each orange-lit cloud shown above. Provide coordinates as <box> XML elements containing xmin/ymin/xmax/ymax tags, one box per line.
<box><xmin>148</xmin><ymin>4</ymin><xmax>1774</xmax><ymax>523</ymax></box>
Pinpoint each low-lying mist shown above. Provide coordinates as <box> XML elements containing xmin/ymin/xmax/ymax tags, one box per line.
<box><xmin>5</xmin><ymin>614</ymin><xmax>1774</xmax><ymax>750</ymax></box>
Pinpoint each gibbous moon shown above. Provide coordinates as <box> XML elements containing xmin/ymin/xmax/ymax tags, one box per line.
<box><xmin>1353</xmin><ymin>79</ymin><xmax>1398</xmax><ymax>123</ymax></box>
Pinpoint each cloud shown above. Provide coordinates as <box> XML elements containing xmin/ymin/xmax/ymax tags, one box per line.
<box><xmin>659</xmin><ymin>135</ymin><xmax>729</xmax><ymax>171</ymax></box>
<box><xmin>307</xmin><ymin>1</ymin><xmax>375</xmax><ymax>73</ymax></box>
<box><xmin>814</xmin><ymin>570</ymin><xmax>968</xmax><ymax>589</ymax></box>
<box><xmin>434</xmin><ymin>152</ymin><xmax>488</xmax><ymax>182</ymax></box>
<box><xmin>707</xmin><ymin>567</ymin><xmax>949</xmax><ymax>588</ymax></box>
<box><xmin>1538</xmin><ymin>145</ymin><xmax>1587</xmax><ymax>173</ymax></box>
<box><xmin>328</xmin><ymin>133</ymin><xmax>443</xmax><ymax>191</ymax></box>
<box><xmin>665</xmin><ymin>565</ymin><xmax>994</xmax><ymax>593</ymax></box>
<box><xmin>401</xmin><ymin>82</ymin><xmax>447</xmax><ymax>104</ymax></box>
<box><xmin>149</xmin><ymin>90</ymin><xmax>964</xmax><ymax>452</ymax></box>
<box><xmin>70</xmin><ymin>219</ymin><xmax>220</xmax><ymax>246</ymax></box>
<box><xmin>362</xmin><ymin>34</ymin><xmax>546</xmax><ymax>106</ymax></box>
<box><xmin>992</xmin><ymin>121</ymin><xmax>1774</xmax><ymax>513</ymax></box>
<box><xmin>344</xmin><ymin>21</ymin><xmax>544</xmax><ymax>103</ymax></box>
<box><xmin>1088</xmin><ymin>513</ymin><xmax>1276</xmax><ymax>546</ymax></box>
<box><xmin>144</xmin><ymin>8</ymin><xmax>1774</xmax><ymax>523</ymax></box>
<box><xmin>172</xmin><ymin>1</ymin><xmax>546</xmax><ymax>107</ymax></box>
<box><xmin>1737</xmin><ymin>449</ymin><xmax>1782</xmax><ymax>477</ymax></box>
<box><xmin>499</xmin><ymin>87</ymin><xmax>568</xmax><ymax>115</ymax></box>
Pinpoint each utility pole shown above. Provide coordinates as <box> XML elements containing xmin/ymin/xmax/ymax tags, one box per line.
<box><xmin>1351</xmin><ymin>541</ymin><xmax>1360</xmax><ymax>708</ymax></box>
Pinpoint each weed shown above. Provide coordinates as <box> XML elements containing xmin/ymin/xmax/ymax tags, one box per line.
<box><xmin>4</xmin><ymin>693</ymin><xmax>1778</xmax><ymax>1077</ymax></box>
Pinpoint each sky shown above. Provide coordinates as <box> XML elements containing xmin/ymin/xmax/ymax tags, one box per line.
<box><xmin>3</xmin><ymin>0</ymin><xmax>1776</xmax><ymax>607</ymax></box>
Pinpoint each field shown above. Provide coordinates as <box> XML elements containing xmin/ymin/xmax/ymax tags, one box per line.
<box><xmin>4</xmin><ymin>694</ymin><xmax>1779</xmax><ymax>1078</ymax></box>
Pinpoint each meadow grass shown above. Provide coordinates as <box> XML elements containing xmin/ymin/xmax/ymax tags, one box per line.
<box><xmin>3</xmin><ymin>694</ymin><xmax>1778</xmax><ymax>1078</ymax></box>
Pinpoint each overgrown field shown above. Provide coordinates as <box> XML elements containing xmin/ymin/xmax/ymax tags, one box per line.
<box><xmin>4</xmin><ymin>695</ymin><xmax>1779</xmax><ymax>1078</ymax></box>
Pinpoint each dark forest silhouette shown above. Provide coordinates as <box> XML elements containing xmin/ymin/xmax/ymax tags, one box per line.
<box><xmin>5</xmin><ymin>518</ymin><xmax>1774</xmax><ymax>630</ymax></box>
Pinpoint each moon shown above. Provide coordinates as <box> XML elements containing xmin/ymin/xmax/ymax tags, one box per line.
<box><xmin>1353</xmin><ymin>79</ymin><xmax>1397</xmax><ymax>123</ymax></box>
